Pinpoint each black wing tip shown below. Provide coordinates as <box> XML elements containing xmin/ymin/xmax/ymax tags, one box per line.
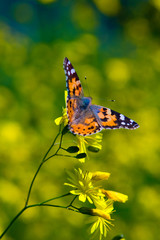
<box><xmin>130</xmin><ymin>122</ymin><xmax>140</xmax><ymax>129</ymax></box>
<box><xmin>134</xmin><ymin>122</ymin><xmax>140</xmax><ymax>129</ymax></box>
<box><xmin>63</xmin><ymin>58</ymin><xmax>69</xmax><ymax>71</ymax></box>
<box><xmin>63</xmin><ymin>57</ymin><xmax>69</xmax><ymax>64</ymax></box>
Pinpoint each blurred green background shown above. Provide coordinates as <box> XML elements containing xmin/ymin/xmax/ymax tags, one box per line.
<box><xmin>0</xmin><ymin>0</ymin><xmax>160</xmax><ymax>240</ymax></box>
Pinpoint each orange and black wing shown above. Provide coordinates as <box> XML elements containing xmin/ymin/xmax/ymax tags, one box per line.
<box><xmin>63</xmin><ymin>57</ymin><xmax>83</xmax><ymax>98</ymax></box>
<box><xmin>91</xmin><ymin>105</ymin><xmax>139</xmax><ymax>130</ymax></box>
<box><xmin>66</xmin><ymin>98</ymin><xmax>102</xmax><ymax>136</ymax></box>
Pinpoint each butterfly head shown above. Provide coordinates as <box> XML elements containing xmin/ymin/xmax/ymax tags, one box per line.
<box><xmin>80</xmin><ymin>97</ymin><xmax>92</xmax><ymax>110</ymax></box>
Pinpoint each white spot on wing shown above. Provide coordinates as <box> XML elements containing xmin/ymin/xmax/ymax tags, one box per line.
<box><xmin>120</xmin><ymin>114</ymin><xmax>125</xmax><ymax>121</ymax></box>
<box><xmin>71</xmin><ymin>69</ymin><xmax>75</xmax><ymax>74</ymax></box>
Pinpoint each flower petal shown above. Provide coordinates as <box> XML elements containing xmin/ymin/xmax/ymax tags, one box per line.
<box><xmin>79</xmin><ymin>194</ymin><xmax>87</xmax><ymax>202</ymax></box>
<box><xmin>90</xmin><ymin>219</ymin><xmax>99</xmax><ymax>234</ymax></box>
<box><xmin>54</xmin><ymin>116</ymin><xmax>63</xmax><ymax>125</ymax></box>
<box><xmin>102</xmin><ymin>190</ymin><xmax>128</xmax><ymax>203</ymax></box>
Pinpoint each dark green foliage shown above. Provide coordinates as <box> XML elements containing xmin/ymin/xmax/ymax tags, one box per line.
<box><xmin>87</xmin><ymin>146</ymin><xmax>100</xmax><ymax>153</ymax></box>
<box><xmin>66</xmin><ymin>146</ymin><xmax>79</xmax><ymax>153</ymax></box>
<box><xmin>112</xmin><ymin>235</ymin><xmax>125</xmax><ymax>240</ymax></box>
<box><xmin>75</xmin><ymin>153</ymin><xmax>87</xmax><ymax>159</ymax></box>
<box><xmin>62</xmin><ymin>125</ymin><xmax>69</xmax><ymax>135</ymax></box>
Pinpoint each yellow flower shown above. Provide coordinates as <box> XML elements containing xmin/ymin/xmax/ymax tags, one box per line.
<box><xmin>64</xmin><ymin>168</ymin><xmax>104</xmax><ymax>204</ymax></box>
<box><xmin>77</xmin><ymin>133</ymin><xmax>103</xmax><ymax>152</ymax></box>
<box><xmin>89</xmin><ymin>200</ymin><xmax>114</xmax><ymax>240</ymax></box>
<box><xmin>84</xmin><ymin>133</ymin><xmax>103</xmax><ymax>152</ymax></box>
<box><xmin>76</xmin><ymin>136</ymin><xmax>87</xmax><ymax>163</ymax></box>
<box><xmin>79</xmin><ymin>200</ymin><xmax>114</xmax><ymax>240</ymax></box>
<box><xmin>64</xmin><ymin>168</ymin><xmax>128</xmax><ymax>239</ymax></box>
<box><xmin>101</xmin><ymin>190</ymin><xmax>128</xmax><ymax>203</ymax></box>
<box><xmin>54</xmin><ymin>107</ymin><xmax>68</xmax><ymax>126</ymax></box>
<box><xmin>76</xmin><ymin>133</ymin><xmax>103</xmax><ymax>162</ymax></box>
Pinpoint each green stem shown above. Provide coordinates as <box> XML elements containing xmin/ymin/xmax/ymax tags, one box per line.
<box><xmin>56</xmin><ymin>153</ymin><xmax>74</xmax><ymax>158</ymax></box>
<box><xmin>0</xmin><ymin>207</ymin><xmax>26</xmax><ymax>239</ymax></box>
<box><xmin>27</xmin><ymin>202</ymin><xmax>79</xmax><ymax>213</ymax></box>
<box><xmin>40</xmin><ymin>193</ymin><xmax>71</xmax><ymax>204</ymax></box>
<box><xmin>43</xmin><ymin>131</ymin><xmax>64</xmax><ymax>163</ymax></box>
<box><xmin>25</xmin><ymin>129</ymin><xmax>61</xmax><ymax>207</ymax></box>
<box><xmin>45</xmin><ymin>153</ymin><xmax>73</xmax><ymax>161</ymax></box>
<box><xmin>67</xmin><ymin>196</ymin><xmax>77</xmax><ymax>207</ymax></box>
<box><xmin>27</xmin><ymin>203</ymin><xmax>67</xmax><ymax>209</ymax></box>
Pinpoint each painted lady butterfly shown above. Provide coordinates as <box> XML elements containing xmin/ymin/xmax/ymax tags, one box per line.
<box><xmin>63</xmin><ymin>57</ymin><xmax>139</xmax><ymax>136</ymax></box>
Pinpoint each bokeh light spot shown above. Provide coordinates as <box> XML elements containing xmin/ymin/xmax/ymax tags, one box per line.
<box><xmin>152</xmin><ymin>49</ymin><xmax>160</xmax><ymax>71</ymax></box>
<box><xmin>105</xmin><ymin>59</ymin><xmax>130</xmax><ymax>84</ymax></box>
<box><xmin>37</xmin><ymin>0</ymin><xmax>56</xmax><ymax>4</ymax></box>
<box><xmin>0</xmin><ymin>87</ymin><xmax>15</xmax><ymax>113</ymax></box>
<box><xmin>125</xmin><ymin>18</ymin><xmax>150</xmax><ymax>43</ymax></box>
<box><xmin>63</xmin><ymin>34</ymin><xmax>99</xmax><ymax>61</ymax></box>
<box><xmin>138</xmin><ymin>186</ymin><xmax>160</xmax><ymax>218</ymax></box>
<box><xmin>0</xmin><ymin>180</ymin><xmax>22</xmax><ymax>204</ymax></box>
<box><xmin>132</xmin><ymin>225</ymin><xmax>155</xmax><ymax>240</ymax></box>
<box><xmin>93</xmin><ymin>0</ymin><xmax>121</xmax><ymax>16</ymax></box>
<box><xmin>13</xmin><ymin>3</ymin><xmax>34</xmax><ymax>23</ymax></box>
<box><xmin>151</xmin><ymin>0</ymin><xmax>160</xmax><ymax>10</ymax></box>
<box><xmin>0</xmin><ymin>122</ymin><xmax>23</xmax><ymax>143</ymax></box>
<box><xmin>72</xmin><ymin>3</ymin><xmax>98</xmax><ymax>30</ymax></box>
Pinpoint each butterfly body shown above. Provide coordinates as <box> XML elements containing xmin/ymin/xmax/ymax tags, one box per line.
<box><xmin>63</xmin><ymin>57</ymin><xmax>139</xmax><ymax>136</ymax></box>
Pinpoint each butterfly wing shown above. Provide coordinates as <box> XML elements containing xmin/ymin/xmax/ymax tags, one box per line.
<box><xmin>66</xmin><ymin>98</ymin><xmax>102</xmax><ymax>136</ymax></box>
<box><xmin>63</xmin><ymin>57</ymin><xmax>101</xmax><ymax>136</ymax></box>
<box><xmin>90</xmin><ymin>105</ymin><xmax>139</xmax><ymax>130</ymax></box>
<box><xmin>63</xmin><ymin>57</ymin><xmax>83</xmax><ymax>98</ymax></box>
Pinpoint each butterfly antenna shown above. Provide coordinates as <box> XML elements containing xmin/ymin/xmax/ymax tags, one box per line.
<box><xmin>84</xmin><ymin>76</ymin><xmax>91</xmax><ymax>97</ymax></box>
<box><xmin>84</xmin><ymin>76</ymin><xmax>115</xmax><ymax>102</ymax></box>
<box><xmin>99</xmin><ymin>98</ymin><xmax>115</xmax><ymax>103</ymax></box>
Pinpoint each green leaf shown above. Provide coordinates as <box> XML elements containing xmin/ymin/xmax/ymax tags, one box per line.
<box><xmin>66</xmin><ymin>146</ymin><xmax>79</xmax><ymax>153</ymax></box>
<box><xmin>87</xmin><ymin>146</ymin><xmax>100</xmax><ymax>153</ymax></box>
<box><xmin>75</xmin><ymin>153</ymin><xmax>86</xmax><ymax>159</ymax></box>
<box><xmin>62</xmin><ymin>125</ymin><xmax>69</xmax><ymax>135</ymax></box>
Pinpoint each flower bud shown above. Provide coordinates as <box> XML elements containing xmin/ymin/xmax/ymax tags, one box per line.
<box><xmin>79</xmin><ymin>207</ymin><xmax>111</xmax><ymax>220</ymax></box>
<box><xmin>91</xmin><ymin>171</ymin><xmax>110</xmax><ymax>181</ymax></box>
<box><xmin>79</xmin><ymin>207</ymin><xmax>93</xmax><ymax>215</ymax></box>
<box><xmin>102</xmin><ymin>190</ymin><xmax>128</xmax><ymax>203</ymax></box>
<box><xmin>91</xmin><ymin>208</ymin><xmax>111</xmax><ymax>220</ymax></box>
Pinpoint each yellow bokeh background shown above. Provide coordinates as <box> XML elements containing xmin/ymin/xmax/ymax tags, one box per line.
<box><xmin>0</xmin><ymin>1</ymin><xmax>159</xmax><ymax>240</ymax></box>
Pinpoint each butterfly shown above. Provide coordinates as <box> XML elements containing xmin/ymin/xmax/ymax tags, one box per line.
<box><xmin>63</xmin><ymin>57</ymin><xmax>139</xmax><ymax>136</ymax></box>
